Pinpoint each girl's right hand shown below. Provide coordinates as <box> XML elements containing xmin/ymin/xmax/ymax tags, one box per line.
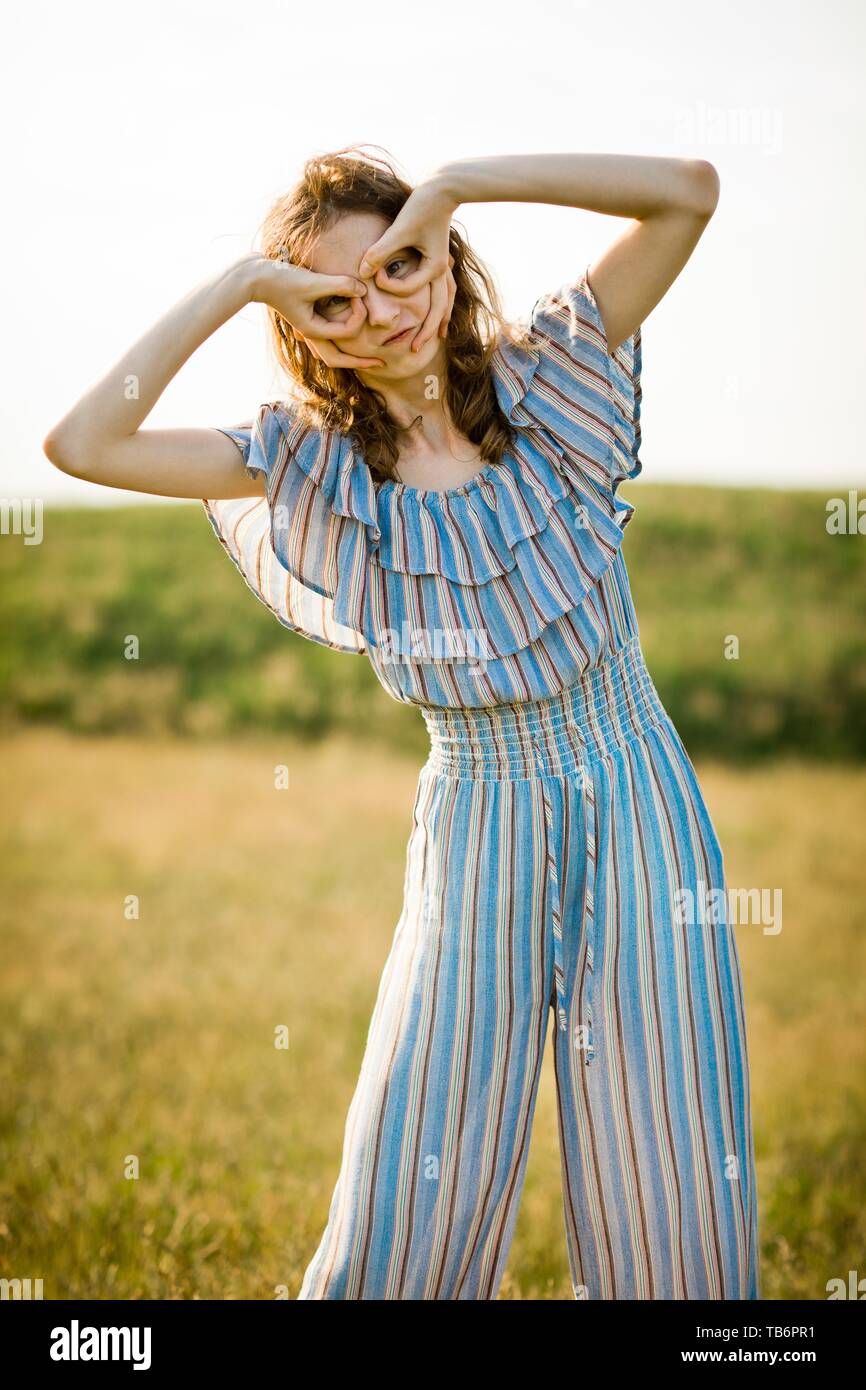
<box><xmin>249</xmin><ymin>254</ymin><xmax>386</xmax><ymax>369</ymax></box>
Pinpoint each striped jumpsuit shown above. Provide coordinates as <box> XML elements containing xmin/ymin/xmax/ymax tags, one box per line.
<box><xmin>202</xmin><ymin>266</ymin><xmax>761</xmax><ymax>1300</ymax></box>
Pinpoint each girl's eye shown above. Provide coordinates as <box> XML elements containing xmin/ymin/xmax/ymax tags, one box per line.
<box><xmin>315</xmin><ymin>249</ymin><xmax>423</xmax><ymax>320</ymax></box>
<box><xmin>316</xmin><ymin>295</ymin><xmax>350</xmax><ymax>319</ymax></box>
<box><xmin>385</xmin><ymin>249</ymin><xmax>421</xmax><ymax>278</ymax></box>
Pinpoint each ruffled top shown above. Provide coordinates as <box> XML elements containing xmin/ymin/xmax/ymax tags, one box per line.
<box><xmin>201</xmin><ymin>265</ymin><xmax>644</xmax><ymax>709</ymax></box>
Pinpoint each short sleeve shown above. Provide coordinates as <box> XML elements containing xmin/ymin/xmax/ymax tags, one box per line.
<box><xmin>212</xmin><ymin>423</ymin><xmax>261</xmax><ymax>476</ymax></box>
<box><xmin>526</xmin><ymin>264</ymin><xmax>643</xmax><ymax>496</ymax></box>
<box><xmin>201</xmin><ymin>405</ymin><xmax>368</xmax><ymax>654</ymax></box>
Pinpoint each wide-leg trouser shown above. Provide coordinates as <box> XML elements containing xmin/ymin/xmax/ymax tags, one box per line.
<box><xmin>298</xmin><ymin>637</ymin><xmax>760</xmax><ymax>1300</ymax></box>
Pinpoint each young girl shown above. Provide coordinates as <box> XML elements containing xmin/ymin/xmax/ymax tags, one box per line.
<box><xmin>44</xmin><ymin>146</ymin><xmax>760</xmax><ymax>1302</ymax></box>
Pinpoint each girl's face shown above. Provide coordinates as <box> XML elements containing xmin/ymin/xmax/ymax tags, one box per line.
<box><xmin>308</xmin><ymin>211</ymin><xmax>441</xmax><ymax>376</ymax></box>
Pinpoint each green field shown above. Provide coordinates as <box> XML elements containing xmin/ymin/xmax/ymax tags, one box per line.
<box><xmin>1</xmin><ymin>729</ymin><xmax>864</xmax><ymax>1299</ymax></box>
<box><xmin>2</xmin><ymin>483</ymin><xmax>865</xmax><ymax>760</ymax></box>
<box><xmin>1</xmin><ymin>483</ymin><xmax>864</xmax><ymax>1299</ymax></box>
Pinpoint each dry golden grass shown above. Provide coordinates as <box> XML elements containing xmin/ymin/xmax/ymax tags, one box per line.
<box><xmin>2</xmin><ymin>729</ymin><xmax>864</xmax><ymax>1299</ymax></box>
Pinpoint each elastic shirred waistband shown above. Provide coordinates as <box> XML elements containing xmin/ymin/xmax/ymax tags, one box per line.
<box><xmin>421</xmin><ymin>637</ymin><xmax>668</xmax><ymax>780</ymax></box>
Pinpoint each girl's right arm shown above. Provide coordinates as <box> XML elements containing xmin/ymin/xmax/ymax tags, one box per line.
<box><xmin>42</xmin><ymin>254</ymin><xmax>273</xmax><ymax>500</ymax></box>
<box><xmin>41</xmin><ymin>254</ymin><xmax>378</xmax><ymax>501</ymax></box>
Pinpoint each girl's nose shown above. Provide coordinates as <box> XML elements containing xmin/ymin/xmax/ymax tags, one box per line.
<box><xmin>360</xmin><ymin>279</ymin><xmax>400</xmax><ymax>328</ymax></box>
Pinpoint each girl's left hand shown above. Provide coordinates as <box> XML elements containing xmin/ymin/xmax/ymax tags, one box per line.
<box><xmin>357</xmin><ymin>178</ymin><xmax>459</xmax><ymax>351</ymax></box>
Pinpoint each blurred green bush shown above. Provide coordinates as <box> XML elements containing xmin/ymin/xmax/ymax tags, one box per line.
<box><xmin>2</xmin><ymin>483</ymin><xmax>863</xmax><ymax>760</ymax></box>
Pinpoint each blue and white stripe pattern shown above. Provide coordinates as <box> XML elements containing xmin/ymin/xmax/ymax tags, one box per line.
<box><xmin>202</xmin><ymin>265</ymin><xmax>761</xmax><ymax>1299</ymax></box>
<box><xmin>295</xmin><ymin>638</ymin><xmax>759</xmax><ymax>1299</ymax></box>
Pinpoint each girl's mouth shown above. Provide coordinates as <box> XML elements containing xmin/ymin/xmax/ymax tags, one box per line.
<box><xmin>385</xmin><ymin>326</ymin><xmax>414</xmax><ymax>346</ymax></box>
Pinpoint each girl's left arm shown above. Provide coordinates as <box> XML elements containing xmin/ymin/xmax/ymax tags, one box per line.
<box><xmin>430</xmin><ymin>153</ymin><xmax>719</xmax><ymax>353</ymax></box>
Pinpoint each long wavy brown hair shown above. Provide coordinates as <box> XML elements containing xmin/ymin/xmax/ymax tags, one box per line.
<box><xmin>255</xmin><ymin>144</ymin><xmax>536</xmax><ymax>486</ymax></box>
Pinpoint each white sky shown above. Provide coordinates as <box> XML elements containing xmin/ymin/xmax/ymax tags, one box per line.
<box><xmin>3</xmin><ymin>0</ymin><xmax>865</xmax><ymax>507</ymax></box>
